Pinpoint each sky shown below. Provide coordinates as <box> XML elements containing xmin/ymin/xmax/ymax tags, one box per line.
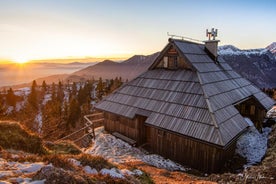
<box><xmin>0</xmin><ymin>0</ymin><xmax>275</xmax><ymax>63</ymax></box>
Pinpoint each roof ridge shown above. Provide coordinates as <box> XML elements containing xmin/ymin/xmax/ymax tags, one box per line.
<box><xmin>169</xmin><ymin>38</ymin><xmax>203</xmax><ymax>45</ymax></box>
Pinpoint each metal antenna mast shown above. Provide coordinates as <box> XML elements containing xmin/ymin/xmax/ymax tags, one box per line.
<box><xmin>206</xmin><ymin>28</ymin><xmax>218</xmax><ymax>40</ymax></box>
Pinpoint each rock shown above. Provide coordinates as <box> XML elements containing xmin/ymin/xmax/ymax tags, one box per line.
<box><xmin>133</xmin><ymin>169</ymin><xmax>143</xmax><ymax>176</ymax></box>
<box><xmin>100</xmin><ymin>168</ymin><xmax>124</xmax><ymax>179</ymax></box>
<box><xmin>33</xmin><ymin>165</ymin><xmax>87</xmax><ymax>184</ymax></box>
<box><xmin>83</xmin><ymin>166</ymin><xmax>98</xmax><ymax>174</ymax></box>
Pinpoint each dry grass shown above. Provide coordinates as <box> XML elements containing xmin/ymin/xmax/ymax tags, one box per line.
<box><xmin>44</xmin><ymin>140</ymin><xmax>82</xmax><ymax>155</ymax></box>
<box><xmin>77</xmin><ymin>154</ymin><xmax>114</xmax><ymax>171</ymax></box>
<box><xmin>93</xmin><ymin>174</ymin><xmax>132</xmax><ymax>184</ymax></box>
<box><xmin>42</xmin><ymin>154</ymin><xmax>77</xmax><ymax>171</ymax></box>
<box><xmin>0</xmin><ymin>150</ymin><xmax>42</xmax><ymax>162</ymax></box>
<box><xmin>0</xmin><ymin>121</ymin><xmax>47</xmax><ymax>154</ymax></box>
<box><xmin>33</xmin><ymin>164</ymin><xmax>133</xmax><ymax>184</ymax></box>
<box><xmin>125</xmin><ymin>161</ymin><xmax>214</xmax><ymax>184</ymax></box>
<box><xmin>33</xmin><ymin>165</ymin><xmax>93</xmax><ymax>184</ymax></box>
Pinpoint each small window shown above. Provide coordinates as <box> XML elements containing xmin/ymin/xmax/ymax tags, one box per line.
<box><xmin>173</xmin><ymin>56</ymin><xmax>178</xmax><ymax>68</ymax></box>
<box><xmin>164</xmin><ymin>57</ymin><xmax>168</xmax><ymax>68</ymax></box>
<box><xmin>168</xmin><ymin>56</ymin><xmax>178</xmax><ymax>69</ymax></box>
<box><xmin>250</xmin><ymin>105</ymin><xmax>255</xmax><ymax>115</ymax></box>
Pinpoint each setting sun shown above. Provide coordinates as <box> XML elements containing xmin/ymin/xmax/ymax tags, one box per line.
<box><xmin>12</xmin><ymin>57</ymin><xmax>29</xmax><ymax>64</ymax></box>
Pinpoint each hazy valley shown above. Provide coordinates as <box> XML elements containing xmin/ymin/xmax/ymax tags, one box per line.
<box><xmin>2</xmin><ymin>42</ymin><xmax>276</xmax><ymax>90</ymax></box>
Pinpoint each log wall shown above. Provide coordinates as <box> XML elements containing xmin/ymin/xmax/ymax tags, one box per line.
<box><xmin>103</xmin><ymin>112</ymin><xmax>235</xmax><ymax>172</ymax></box>
<box><xmin>235</xmin><ymin>97</ymin><xmax>267</xmax><ymax>130</ymax></box>
<box><xmin>144</xmin><ymin>125</ymin><xmax>235</xmax><ymax>172</ymax></box>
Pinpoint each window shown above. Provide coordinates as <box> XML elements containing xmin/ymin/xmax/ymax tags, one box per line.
<box><xmin>168</xmin><ymin>56</ymin><xmax>178</xmax><ymax>69</ymax></box>
<box><xmin>250</xmin><ymin>105</ymin><xmax>255</xmax><ymax>115</ymax></box>
<box><xmin>173</xmin><ymin>56</ymin><xmax>178</xmax><ymax>68</ymax></box>
<box><xmin>163</xmin><ymin>56</ymin><xmax>168</xmax><ymax>68</ymax></box>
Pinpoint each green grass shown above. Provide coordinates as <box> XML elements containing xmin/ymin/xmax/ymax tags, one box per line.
<box><xmin>0</xmin><ymin>121</ymin><xmax>47</xmax><ymax>154</ymax></box>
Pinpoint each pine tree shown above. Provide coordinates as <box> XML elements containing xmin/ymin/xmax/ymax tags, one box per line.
<box><xmin>97</xmin><ymin>77</ymin><xmax>104</xmax><ymax>100</ymax></box>
<box><xmin>28</xmin><ymin>80</ymin><xmax>38</xmax><ymax>109</ymax></box>
<box><xmin>67</xmin><ymin>98</ymin><xmax>81</xmax><ymax>128</ymax></box>
<box><xmin>51</xmin><ymin>82</ymin><xmax>56</xmax><ymax>101</ymax></box>
<box><xmin>57</xmin><ymin>81</ymin><xmax>64</xmax><ymax>102</ymax></box>
<box><xmin>0</xmin><ymin>94</ymin><xmax>6</xmax><ymax>116</ymax></box>
<box><xmin>6</xmin><ymin>88</ymin><xmax>16</xmax><ymax>107</ymax></box>
<box><xmin>70</xmin><ymin>82</ymin><xmax>77</xmax><ymax>100</ymax></box>
<box><xmin>63</xmin><ymin>100</ymin><xmax>69</xmax><ymax>122</ymax></box>
<box><xmin>42</xmin><ymin>80</ymin><xmax>47</xmax><ymax>92</ymax></box>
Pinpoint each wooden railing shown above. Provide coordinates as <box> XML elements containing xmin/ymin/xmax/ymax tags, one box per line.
<box><xmin>55</xmin><ymin>112</ymin><xmax>104</xmax><ymax>147</ymax></box>
<box><xmin>83</xmin><ymin>113</ymin><xmax>104</xmax><ymax>140</ymax></box>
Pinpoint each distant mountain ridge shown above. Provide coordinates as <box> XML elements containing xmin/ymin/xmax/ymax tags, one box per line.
<box><xmin>266</xmin><ymin>42</ymin><xmax>276</xmax><ymax>56</ymax></box>
<box><xmin>70</xmin><ymin>43</ymin><xmax>276</xmax><ymax>88</ymax></box>
<box><xmin>218</xmin><ymin>43</ymin><xmax>276</xmax><ymax>88</ymax></box>
<box><xmin>7</xmin><ymin>43</ymin><xmax>276</xmax><ymax>90</ymax></box>
<box><xmin>71</xmin><ymin>52</ymin><xmax>159</xmax><ymax>81</ymax></box>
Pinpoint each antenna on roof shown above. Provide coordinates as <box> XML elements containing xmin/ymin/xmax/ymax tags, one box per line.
<box><xmin>167</xmin><ymin>32</ymin><xmax>202</xmax><ymax>43</ymax></box>
<box><xmin>206</xmin><ymin>28</ymin><xmax>218</xmax><ymax>40</ymax></box>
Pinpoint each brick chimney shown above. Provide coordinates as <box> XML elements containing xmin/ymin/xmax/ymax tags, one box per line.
<box><xmin>204</xmin><ymin>28</ymin><xmax>220</xmax><ymax>61</ymax></box>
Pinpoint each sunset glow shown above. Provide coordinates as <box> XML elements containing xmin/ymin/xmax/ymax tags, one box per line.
<box><xmin>0</xmin><ymin>0</ymin><xmax>275</xmax><ymax>64</ymax></box>
<box><xmin>12</xmin><ymin>57</ymin><xmax>29</xmax><ymax>64</ymax></box>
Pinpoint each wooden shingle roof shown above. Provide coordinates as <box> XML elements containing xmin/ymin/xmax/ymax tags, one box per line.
<box><xmin>95</xmin><ymin>39</ymin><xmax>274</xmax><ymax>147</ymax></box>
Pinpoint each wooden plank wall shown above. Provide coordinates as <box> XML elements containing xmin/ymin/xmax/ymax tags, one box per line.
<box><xmin>145</xmin><ymin>125</ymin><xmax>235</xmax><ymax>172</ymax></box>
<box><xmin>235</xmin><ymin>97</ymin><xmax>266</xmax><ymax>130</ymax></box>
<box><xmin>103</xmin><ymin>112</ymin><xmax>139</xmax><ymax>141</ymax></box>
<box><xmin>103</xmin><ymin>112</ymin><xmax>236</xmax><ymax>172</ymax></box>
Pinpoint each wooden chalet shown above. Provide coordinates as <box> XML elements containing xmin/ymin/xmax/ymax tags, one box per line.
<box><xmin>95</xmin><ymin>35</ymin><xmax>274</xmax><ymax>172</ymax></box>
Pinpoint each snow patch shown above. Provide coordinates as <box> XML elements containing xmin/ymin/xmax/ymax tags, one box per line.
<box><xmin>16</xmin><ymin>101</ymin><xmax>25</xmax><ymax>112</ymax></box>
<box><xmin>143</xmin><ymin>154</ymin><xmax>183</xmax><ymax>171</ymax></box>
<box><xmin>14</xmin><ymin>87</ymin><xmax>30</xmax><ymax>96</ymax></box>
<box><xmin>244</xmin><ymin>117</ymin><xmax>254</xmax><ymax>126</ymax></box>
<box><xmin>84</xmin><ymin>166</ymin><xmax>98</xmax><ymax>175</ymax></box>
<box><xmin>133</xmin><ymin>169</ymin><xmax>143</xmax><ymax>176</ymax></box>
<box><xmin>28</xmin><ymin>179</ymin><xmax>46</xmax><ymax>184</ymax></box>
<box><xmin>16</xmin><ymin>162</ymin><xmax>45</xmax><ymax>173</ymax></box>
<box><xmin>236</xmin><ymin>125</ymin><xmax>272</xmax><ymax>167</ymax></box>
<box><xmin>35</xmin><ymin>113</ymin><xmax>42</xmax><ymax>133</ymax></box>
<box><xmin>0</xmin><ymin>181</ymin><xmax>12</xmax><ymax>184</ymax></box>
<box><xmin>219</xmin><ymin>45</ymin><xmax>269</xmax><ymax>57</ymax></box>
<box><xmin>86</xmin><ymin>128</ymin><xmax>187</xmax><ymax>171</ymax></box>
<box><xmin>0</xmin><ymin>171</ymin><xmax>14</xmax><ymax>178</ymax></box>
<box><xmin>0</xmin><ymin>158</ymin><xmax>46</xmax><ymax>184</ymax></box>
<box><xmin>68</xmin><ymin>158</ymin><xmax>81</xmax><ymax>167</ymax></box>
<box><xmin>266</xmin><ymin>106</ymin><xmax>276</xmax><ymax>119</ymax></box>
<box><xmin>6</xmin><ymin>106</ymin><xmax>14</xmax><ymax>114</ymax></box>
<box><xmin>42</xmin><ymin>94</ymin><xmax>51</xmax><ymax>105</ymax></box>
<box><xmin>120</xmin><ymin>169</ymin><xmax>134</xmax><ymax>176</ymax></box>
<box><xmin>100</xmin><ymin>168</ymin><xmax>124</xmax><ymax>179</ymax></box>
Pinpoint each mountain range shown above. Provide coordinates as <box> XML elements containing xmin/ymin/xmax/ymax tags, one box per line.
<box><xmin>266</xmin><ymin>42</ymin><xmax>276</xmax><ymax>56</ymax></box>
<box><xmin>218</xmin><ymin>43</ymin><xmax>276</xmax><ymax>88</ymax></box>
<box><xmin>69</xmin><ymin>52</ymin><xmax>159</xmax><ymax>82</ymax></box>
<box><xmin>65</xmin><ymin>42</ymin><xmax>276</xmax><ymax>89</ymax></box>
<box><xmin>7</xmin><ymin>42</ymin><xmax>276</xmax><ymax>90</ymax></box>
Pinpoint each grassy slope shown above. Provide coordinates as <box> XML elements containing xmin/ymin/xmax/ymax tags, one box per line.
<box><xmin>0</xmin><ymin>121</ymin><xmax>47</xmax><ymax>154</ymax></box>
<box><xmin>0</xmin><ymin>121</ymin><xmax>153</xmax><ymax>184</ymax></box>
